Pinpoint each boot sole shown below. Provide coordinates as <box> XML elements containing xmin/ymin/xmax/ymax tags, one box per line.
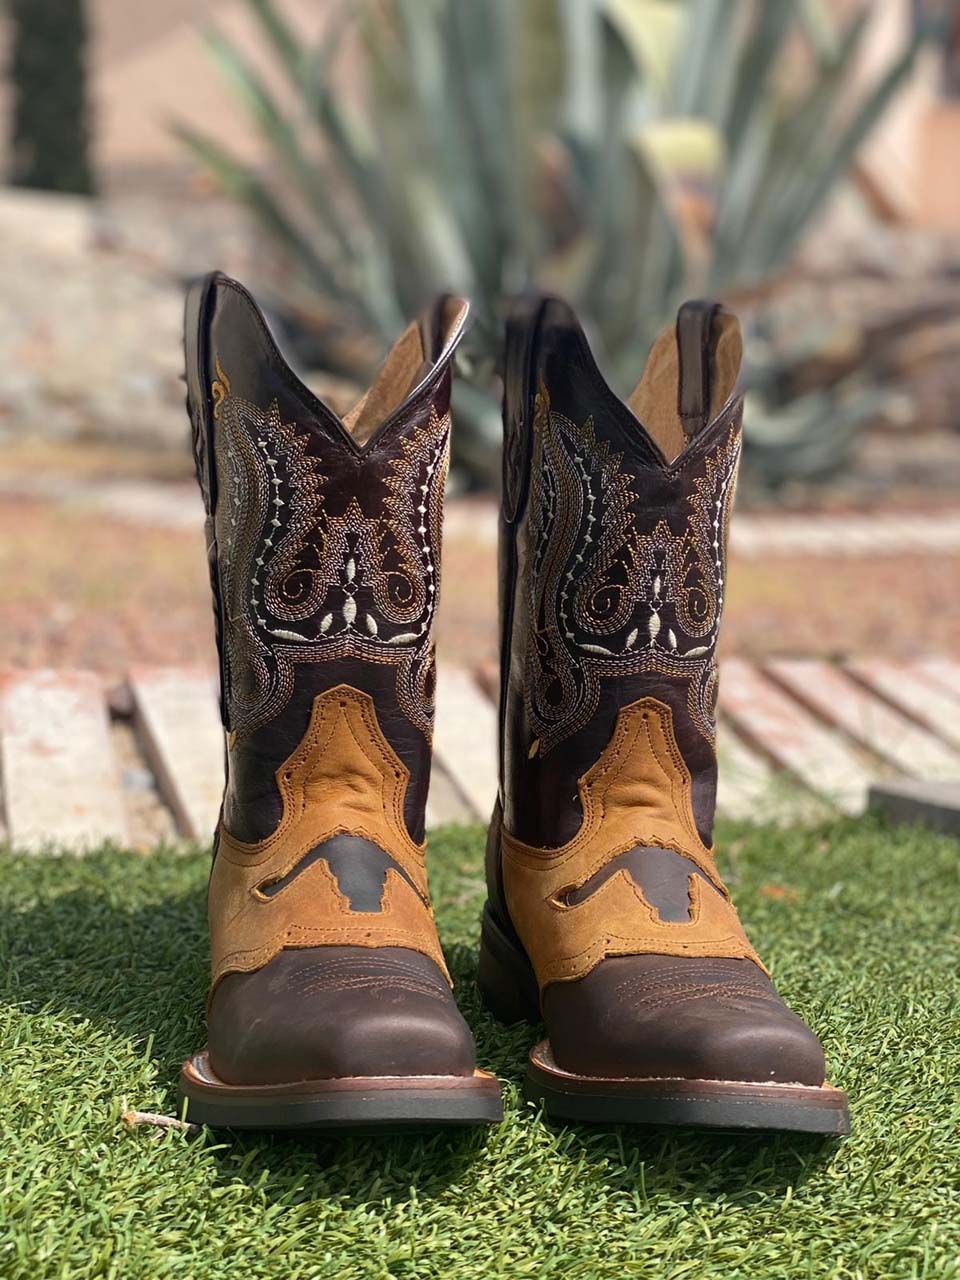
<box><xmin>179</xmin><ymin>1051</ymin><xmax>503</xmax><ymax>1131</ymax></box>
<box><xmin>478</xmin><ymin>905</ymin><xmax>850</xmax><ymax>1135</ymax></box>
<box><xmin>526</xmin><ymin>1043</ymin><xmax>850</xmax><ymax>1133</ymax></box>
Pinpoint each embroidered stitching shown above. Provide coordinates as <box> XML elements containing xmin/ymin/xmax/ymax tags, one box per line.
<box><xmin>622</xmin><ymin>983</ymin><xmax>777</xmax><ymax>1012</ymax></box>
<box><xmin>525</xmin><ymin>383</ymin><xmax>740</xmax><ymax>755</ymax></box>
<box><xmin>213</xmin><ymin>370</ymin><xmax>449</xmax><ymax>741</ymax></box>
<box><xmin>504</xmin><ymin>699</ymin><xmax>724</xmax><ymax>892</ymax></box>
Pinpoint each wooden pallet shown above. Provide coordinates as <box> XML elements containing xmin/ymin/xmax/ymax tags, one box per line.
<box><xmin>1</xmin><ymin>658</ymin><xmax>958</xmax><ymax>851</ymax></box>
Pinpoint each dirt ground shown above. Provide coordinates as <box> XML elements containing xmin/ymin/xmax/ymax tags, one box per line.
<box><xmin>1</xmin><ymin>493</ymin><xmax>957</xmax><ymax>678</ymax></box>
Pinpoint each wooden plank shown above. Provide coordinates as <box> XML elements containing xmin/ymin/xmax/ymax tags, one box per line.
<box><xmin>915</xmin><ymin>658</ymin><xmax>960</xmax><ymax>704</ymax></box>
<box><xmin>473</xmin><ymin>660</ymin><xmax>499</xmax><ymax>706</ymax></box>
<box><xmin>716</xmin><ymin>721</ymin><xmax>776</xmax><ymax>821</ymax></box>
<box><xmin>425</xmin><ymin>760</ymin><xmax>474</xmax><ymax>829</ymax></box>
<box><xmin>720</xmin><ymin>660</ymin><xmax>872</xmax><ymax>814</ymax></box>
<box><xmin>845</xmin><ymin>659</ymin><xmax>960</xmax><ymax>752</ymax></box>
<box><xmin>767</xmin><ymin>658</ymin><xmax>960</xmax><ymax>782</ymax></box>
<box><xmin>869</xmin><ymin>779</ymin><xmax>960</xmax><ymax>837</ymax></box>
<box><xmin>716</xmin><ymin>719</ymin><xmax>829</xmax><ymax>826</ymax></box>
<box><xmin>127</xmin><ymin>666</ymin><xmax>223</xmax><ymax>842</ymax></box>
<box><xmin>110</xmin><ymin>720</ymin><xmax>178</xmax><ymax>851</ymax></box>
<box><xmin>432</xmin><ymin>664</ymin><xmax>498</xmax><ymax>822</ymax></box>
<box><xmin>0</xmin><ymin>669</ymin><xmax>128</xmax><ymax>852</ymax></box>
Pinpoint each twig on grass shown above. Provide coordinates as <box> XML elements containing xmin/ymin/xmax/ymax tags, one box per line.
<box><xmin>122</xmin><ymin>1109</ymin><xmax>199</xmax><ymax>1136</ymax></box>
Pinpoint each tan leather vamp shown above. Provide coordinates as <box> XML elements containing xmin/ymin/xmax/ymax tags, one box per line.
<box><xmin>502</xmin><ymin>698</ymin><xmax>763</xmax><ymax>988</ymax></box>
<box><xmin>209</xmin><ymin>685</ymin><xmax>449</xmax><ymax>995</ymax></box>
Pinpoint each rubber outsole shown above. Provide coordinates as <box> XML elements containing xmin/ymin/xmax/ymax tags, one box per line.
<box><xmin>526</xmin><ymin>1043</ymin><xmax>850</xmax><ymax>1134</ymax></box>
<box><xmin>179</xmin><ymin>1052</ymin><xmax>504</xmax><ymax>1130</ymax></box>
<box><xmin>478</xmin><ymin>903</ymin><xmax>851</xmax><ymax>1135</ymax></box>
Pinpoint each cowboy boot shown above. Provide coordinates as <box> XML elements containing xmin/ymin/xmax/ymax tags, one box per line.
<box><xmin>480</xmin><ymin>294</ymin><xmax>849</xmax><ymax>1134</ymax></box>
<box><xmin>178</xmin><ymin>272</ymin><xmax>501</xmax><ymax>1128</ymax></box>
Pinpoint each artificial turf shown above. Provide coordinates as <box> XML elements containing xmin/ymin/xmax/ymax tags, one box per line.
<box><xmin>0</xmin><ymin>817</ymin><xmax>958</xmax><ymax>1280</ymax></box>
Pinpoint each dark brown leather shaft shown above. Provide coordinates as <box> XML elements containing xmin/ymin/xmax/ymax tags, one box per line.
<box><xmin>191</xmin><ymin>276</ymin><xmax>465</xmax><ymax>844</ymax></box>
<box><xmin>490</xmin><ymin>294</ymin><xmax>828</xmax><ymax>1087</ymax></box>
<box><xmin>186</xmin><ymin>273</ymin><xmax>478</xmax><ymax>1084</ymax></box>
<box><xmin>498</xmin><ymin>296</ymin><xmax>738</xmax><ymax>851</ymax></box>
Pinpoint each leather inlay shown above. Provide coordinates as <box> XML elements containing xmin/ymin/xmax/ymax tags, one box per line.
<box><xmin>564</xmin><ymin>845</ymin><xmax>710</xmax><ymax>922</ymax></box>
<box><xmin>209</xmin><ymin>685</ymin><xmax>449</xmax><ymax>994</ymax></box>
<box><xmin>501</xmin><ymin>697</ymin><xmax>763</xmax><ymax>988</ymax></box>
<box><xmin>258</xmin><ymin>833</ymin><xmax>424</xmax><ymax>912</ymax></box>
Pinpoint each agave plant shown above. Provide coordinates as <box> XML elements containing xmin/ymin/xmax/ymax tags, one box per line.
<box><xmin>178</xmin><ymin>0</ymin><xmax>925</xmax><ymax>487</ymax></box>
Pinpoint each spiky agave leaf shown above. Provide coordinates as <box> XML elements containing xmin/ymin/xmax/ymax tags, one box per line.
<box><xmin>177</xmin><ymin>0</ymin><xmax>927</xmax><ymax>490</ymax></box>
<box><xmin>174</xmin><ymin>123</ymin><xmax>348</xmax><ymax>309</ymax></box>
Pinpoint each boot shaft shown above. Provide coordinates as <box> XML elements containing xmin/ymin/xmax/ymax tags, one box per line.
<box><xmin>496</xmin><ymin>296</ymin><xmax>743</xmax><ymax>854</ymax></box>
<box><xmin>186</xmin><ymin>273</ymin><xmax>468</xmax><ymax>844</ymax></box>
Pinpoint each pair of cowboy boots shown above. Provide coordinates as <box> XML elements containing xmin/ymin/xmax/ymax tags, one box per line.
<box><xmin>179</xmin><ymin>272</ymin><xmax>849</xmax><ymax>1135</ymax></box>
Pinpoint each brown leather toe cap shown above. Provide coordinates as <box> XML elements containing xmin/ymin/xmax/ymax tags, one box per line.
<box><xmin>542</xmin><ymin>955</ymin><xmax>827</xmax><ymax>1086</ymax></box>
<box><xmin>207</xmin><ymin>947</ymin><xmax>477</xmax><ymax>1085</ymax></box>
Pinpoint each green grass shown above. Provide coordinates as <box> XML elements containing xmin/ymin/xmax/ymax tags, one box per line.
<box><xmin>0</xmin><ymin>817</ymin><xmax>958</xmax><ymax>1280</ymax></box>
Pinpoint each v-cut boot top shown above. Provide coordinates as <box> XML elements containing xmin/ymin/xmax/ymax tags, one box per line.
<box><xmin>187</xmin><ymin>273</ymin><xmax>471</xmax><ymax>840</ymax></box>
<box><xmin>498</xmin><ymin>292</ymin><xmax>746</xmax><ymax>849</ymax></box>
<box><xmin>626</xmin><ymin>298</ymin><xmax>743</xmax><ymax>462</ymax></box>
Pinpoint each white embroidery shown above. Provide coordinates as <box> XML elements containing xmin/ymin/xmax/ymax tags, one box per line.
<box><xmin>214</xmin><ymin>382</ymin><xmax>448</xmax><ymax>740</ymax></box>
<box><xmin>525</xmin><ymin>385</ymin><xmax>740</xmax><ymax>754</ymax></box>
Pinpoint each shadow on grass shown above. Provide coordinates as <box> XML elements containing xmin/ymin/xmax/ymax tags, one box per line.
<box><xmin>1</xmin><ymin>871</ymin><xmax>841</xmax><ymax>1206</ymax></box>
<box><xmin>0</xmin><ymin>878</ymin><xmax>490</xmax><ymax>1202</ymax></box>
<box><xmin>536</xmin><ymin>1114</ymin><xmax>841</xmax><ymax>1201</ymax></box>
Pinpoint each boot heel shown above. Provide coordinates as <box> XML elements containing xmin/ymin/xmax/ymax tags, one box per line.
<box><xmin>478</xmin><ymin>905</ymin><xmax>541</xmax><ymax>1026</ymax></box>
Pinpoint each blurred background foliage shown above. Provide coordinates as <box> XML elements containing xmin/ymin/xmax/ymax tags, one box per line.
<box><xmin>8</xmin><ymin>0</ymin><xmax>95</xmax><ymax>196</ymax></box>
<box><xmin>177</xmin><ymin>0</ymin><xmax>932</xmax><ymax>489</ymax></box>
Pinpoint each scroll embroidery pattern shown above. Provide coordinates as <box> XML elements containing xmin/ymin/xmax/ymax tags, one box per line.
<box><xmin>525</xmin><ymin>384</ymin><xmax>740</xmax><ymax>756</ymax></box>
<box><xmin>212</xmin><ymin>373</ymin><xmax>448</xmax><ymax>740</ymax></box>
